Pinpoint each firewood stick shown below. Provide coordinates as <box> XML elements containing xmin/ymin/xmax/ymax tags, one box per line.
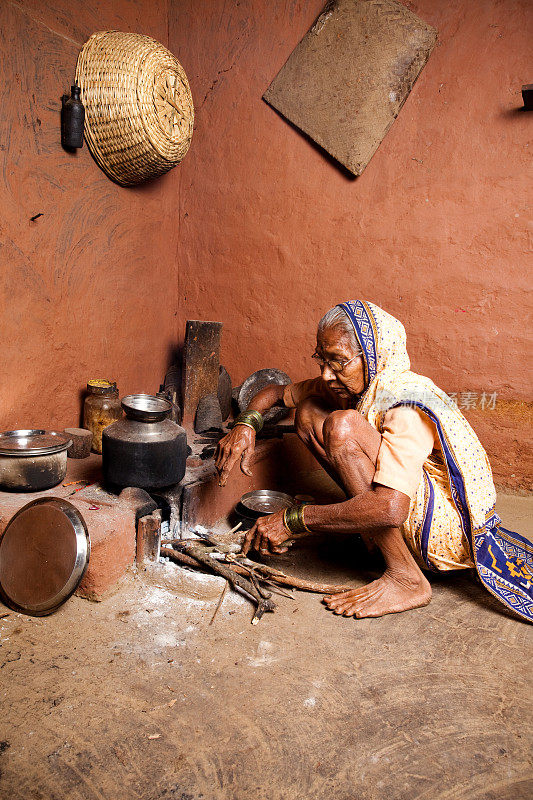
<box><xmin>209</xmin><ymin>581</ymin><xmax>228</xmax><ymax>626</ymax></box>
<box><xmin>228</xmin><ymin>521</ymin><xmax>242</xmax><ymax>535</ymax></box>
<box><xmin>233</xmin><ymin>554</ymin><xmax>352</xmax><ymax>594</ymax></box>
<box><xmin>255</xmin><ymin>577</ymin><xmax>295</xmax><ymax>600</ymax></box>
<box><xmin>248</xmin><ymin>572</ymin><xmax>353</xmax><ymax>595</ymax></box>
<box><xmin>249</xmin><ymin>571</ymin><xmax>272</xmax><ymax>600</ymax></box>
<box><xmin>161</xmin><ymin>546</ymin><xmax>261</xmax><ymax>606</ymax></box>
<box><xmin>162</xmin><ymin>546</ymin><xmax>352</xmax><ymax>595</ymax></box>
<box><xmin>227</xmin><ymin>558</ymin><xmax>292</xmax><ymax>599</ymax></box>
<box><xmin>180</xmin><ymin>542</ymin><xmax>276</xmax><ymax>615</ymax></box>
<box><xmin>252</xmin><ymin>602</ymin><xmax>268</xmax><ymax>625</ymax></box>
<box><xmin>163</xmin><ymin>546</ymin><xmax>291</xmax><ymax>599</ymax></box>
<box><xmin>228</xmin><ymin>554</ymin><xmax>285</xmax><ymax>576</ymax></box>
<box><xmin>180</xmin><ymin>532</ymin><xmax>240</xmax><ymax>554</ymax></box>
<box><xmin>162</xmin><ymin>538</ymin><xmax>217</xmax><ymax>547</ymax></box>
<box><xmin>227</xmin><ymin>554</ymin><xmax>353</xmax><ymax>594</ymax></box>
<box><xmin>160</xmin><ymin>546</ymin><xmax>206</xmax><ymax>570</ymax></box>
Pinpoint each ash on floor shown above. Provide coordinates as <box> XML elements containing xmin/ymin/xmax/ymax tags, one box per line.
<box><xmin>0</xmin><ymin>493</ymin><xmax>532</xmax><ymax>800</ymax></box>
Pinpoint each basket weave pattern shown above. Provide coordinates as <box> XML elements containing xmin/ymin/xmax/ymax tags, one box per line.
<box><xmin>76</xmin><ymin>31</ymin><xmax>194</xmax><ymax>186</ymax></box>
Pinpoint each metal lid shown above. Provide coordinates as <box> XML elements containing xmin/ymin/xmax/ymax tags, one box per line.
<box><xmin>0</xmin><ymin>498</ymin><xmax>90</xmax><ymax>616</ymax></box>
<box><xmin>0</xmin><ymin>430</ymin><xmax>72</xmax><ymax>456</ymax></box>
<box><xmin>121</xmin><ymin>394</ymin><xmax>172</xmax><ymax>422</ymax></box>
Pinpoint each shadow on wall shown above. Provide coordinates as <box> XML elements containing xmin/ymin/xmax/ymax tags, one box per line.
<box><xmin>498</xmin><ymin>106</ymin><xmax>533</xmax><ymax>119</ymax></box>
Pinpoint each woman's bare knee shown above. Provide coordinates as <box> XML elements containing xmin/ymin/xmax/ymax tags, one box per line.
<box><xmin>323</xmin><ymin>410</ymin><xmax>381</xmax><ymax>463</ymax></box>
<box><xmin>323</xmin><ymin>410</ymin><xmax>360</xmax><ymax>450</ymax></box>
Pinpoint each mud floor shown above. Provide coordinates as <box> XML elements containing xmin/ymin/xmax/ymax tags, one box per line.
<box><xmin>1</xmin><ymin>494</ymin><xmax>532</xmax><ymax>800</ymax></box>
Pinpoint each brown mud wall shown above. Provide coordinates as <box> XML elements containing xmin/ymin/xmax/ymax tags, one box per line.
<box><xmin>170</xmin><ymin>0</ymin><xmax>532</xmax><ymax>490</ymax></box>
<box><xmin>0</xmin><ymin>0</ymin><xmax>179</xmax><ymax>431</ymax></box>
<box><xmin>0</xmin><ymin>1</ymin><xmax>531</xmax><ymax>490</ymax></box>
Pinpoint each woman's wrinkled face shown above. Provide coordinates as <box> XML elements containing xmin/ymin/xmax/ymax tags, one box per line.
<box><xmin>315</xmin><ymin>326</ymin><xmax>366</xmax><ymax>399</ymax></box>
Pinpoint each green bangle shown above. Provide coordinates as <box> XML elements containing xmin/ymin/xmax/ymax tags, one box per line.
<box><xmin>234</xmin><ymin>410</ymin><xmax>264</xmax><ymax>434</ymax></box>
<box><xmin>283</xmin><ymin>504</ymin><xmax>311</xmax><ymax>535</ymax></box>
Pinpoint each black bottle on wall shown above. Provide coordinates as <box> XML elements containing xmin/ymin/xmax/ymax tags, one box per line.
<box><xmin>61</xmin><ymin>84</ymin><xmax>85</xmax><ymax>149</ymax></box>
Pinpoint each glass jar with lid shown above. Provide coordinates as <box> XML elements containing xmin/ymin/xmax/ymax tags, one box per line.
<box><xmin>83</xmin><ymin>380</ymin><xmax>122</xmax><ymax>454</ymax></box>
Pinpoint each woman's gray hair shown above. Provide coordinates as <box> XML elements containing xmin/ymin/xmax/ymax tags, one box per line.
<box><xmin>317</xmin><ymin>305</ymin><xmax>362</xmax><ymax>355</ymax></box>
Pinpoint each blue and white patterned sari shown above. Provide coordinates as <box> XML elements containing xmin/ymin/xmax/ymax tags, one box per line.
<box><xmin>340</xmin><ymin>300</ymin><xmax>533</xmax><ymax>623</ymax></box>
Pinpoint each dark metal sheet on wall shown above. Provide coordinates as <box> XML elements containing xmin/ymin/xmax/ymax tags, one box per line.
<box><xmin>263</xmin><ymin>0</ymin><xmax>437</xmax><ymax>176</ymax></box>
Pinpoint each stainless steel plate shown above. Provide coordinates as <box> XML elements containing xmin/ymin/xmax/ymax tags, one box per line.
<box><xmin>0</xmin><ymin>498</ymin><xmax>90</xmax><ymax>616</ymax></box>
<box><xmin>0</xmin><ymin>430</ymin><xmax>72</xmax><ymax>457</ymax></box>
<box><xmin>239</xmin><ymin>489</ymin><xmax>294</xmax><ymax>517</ymax></box>
<box><xmin>121</xmin><ymin>394</ymin><xmax>172</xmax><ymax>422</ymax></box>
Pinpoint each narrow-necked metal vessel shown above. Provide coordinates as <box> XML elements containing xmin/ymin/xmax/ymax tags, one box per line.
<box><xmin>121</xmin><ymin>394</ymin><xmax>172</xmax><ymax>422</ymax></box>
<box><xmin>102</xmin><ymin>394</ymin><xmax>187</xmax><ymax>490</ymax></box>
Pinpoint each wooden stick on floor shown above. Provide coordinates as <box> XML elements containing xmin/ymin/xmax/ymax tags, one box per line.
<box><xmin>209</xmin><ymin>580</ymin><xmax>228</xmax><ymax>626</ymax></box>
<box><xmin>181</xmin><ymin>542</ymin><xmax>276</xmax><ymax>616</ymax></box>
<box><xmin>228</xmin><ymin>521</ymin><xmax>242</xmax><ymax>535</ymax></box>
<box><xmin>160</xmin><ymin>545</ymin><xmax>353</xmax><ymax>596</ymax></box>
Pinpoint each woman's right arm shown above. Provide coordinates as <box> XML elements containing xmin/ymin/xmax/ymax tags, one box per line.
<box><xmin>215</xmin><ymin>384</ymin><xmax>286</xmax><ymax>486</ymax></box>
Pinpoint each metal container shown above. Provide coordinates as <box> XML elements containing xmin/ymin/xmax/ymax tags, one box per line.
<box><xmin>102</xmin><ymin>394</ymin><xmax>187</xmax><ymax>490</ymax></box>
<box><xmin>238</xmin><ymin>489</ymin><xmax>294</xmax><ymax>520</ymax></box>
<box><xmin>0</xmin><ymin>430</ymin><xmax>72</xmax><ymax>492</ymax></box>
<box><xmin>0</xmin><ymin>498</ymin><xmax>90</xmax><ymax>615</ymax></box>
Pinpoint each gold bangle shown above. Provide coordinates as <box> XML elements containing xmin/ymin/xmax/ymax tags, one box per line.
<box><xmin>234</xmin><ymin>410</ymin><xmax>264</xmax><ymax>434</ymax></box>
<box><xmin>299</xmin><ymin>504</ymin><xmax>311</xmax><ymax>533</ymax></box>
<box><xmin>283</xmin><ymin>504</ymin><xmax>310</xmax><ymax>535</ymax></box>
<box><xmin>234</xmin><ymin>421</ymin><xmax>256</xmax><ymax>433</ymax></box>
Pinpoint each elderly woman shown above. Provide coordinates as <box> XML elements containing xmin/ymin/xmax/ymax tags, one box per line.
<box><xmin>216</xmin><ymin>301</ymin><xmax>532</xmax><ymax>621</ymax></box>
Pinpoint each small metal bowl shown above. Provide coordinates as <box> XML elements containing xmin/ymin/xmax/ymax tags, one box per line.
<box><xmin>0</xmin><ymin>430</ymin><xmax>72</xmax><ymax>492</ymax></box>
<box><xmin>121</xmin><ymin>394</ymin><xmax>172</xmax><ymax>423</ymax></box>
<box><xmin>237</xmin><ymin>489</ymin><xmax>294</xmax><ymax>520</ymax></box>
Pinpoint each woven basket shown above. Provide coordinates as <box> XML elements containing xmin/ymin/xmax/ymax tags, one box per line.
<box><xmin>76</xmin><ymin>31</ymin><xmax>194</xmax><ymax>186</ymax></box>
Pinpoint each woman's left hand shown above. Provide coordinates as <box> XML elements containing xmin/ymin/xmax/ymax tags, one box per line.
<box><xmin>242</xmin><ymin>510</ymin><xmax>297</xmax><ymax>556</ymax></box>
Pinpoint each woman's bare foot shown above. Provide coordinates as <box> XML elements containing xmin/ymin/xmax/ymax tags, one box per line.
<box><xmin>323</xmin><ymin>569</ymin><xmax>432</xmax><ymax>618</ymax></box>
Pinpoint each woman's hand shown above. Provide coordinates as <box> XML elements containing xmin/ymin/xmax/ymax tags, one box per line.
<box><xmin>215</xmin><ymin>426</ymin><xmax>256</xmax><ymax>486</ymax></box>
<box><xmin>242</xmin><ymin>510</ymin><xmax>301</xmax><ymax>556</ymax></box>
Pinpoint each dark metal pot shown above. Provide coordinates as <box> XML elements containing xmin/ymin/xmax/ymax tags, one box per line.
<box><xmin>102</xmin><ymin>395</ymin><xmax>187</xmax><ymax>491</ymax></box>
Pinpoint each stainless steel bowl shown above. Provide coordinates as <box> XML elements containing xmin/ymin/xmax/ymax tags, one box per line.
<box><xmin>0</xmin><ymin>429</ymin><xmax>72</xmax><ymax>456</ymax></box>
<box><xmin>0</xmin><ymin>430</ymin><xmax>72</xmax><ymax>492</ymax></box>
<box><xmin>238</xmin><ymin>489</ymin><xmax>294</xmax><ymax>519</ymax></box>
<box><xmin>121</xmin><ymin>394</ymin><xmax>172</xmax><ymax>423</ymax></box>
